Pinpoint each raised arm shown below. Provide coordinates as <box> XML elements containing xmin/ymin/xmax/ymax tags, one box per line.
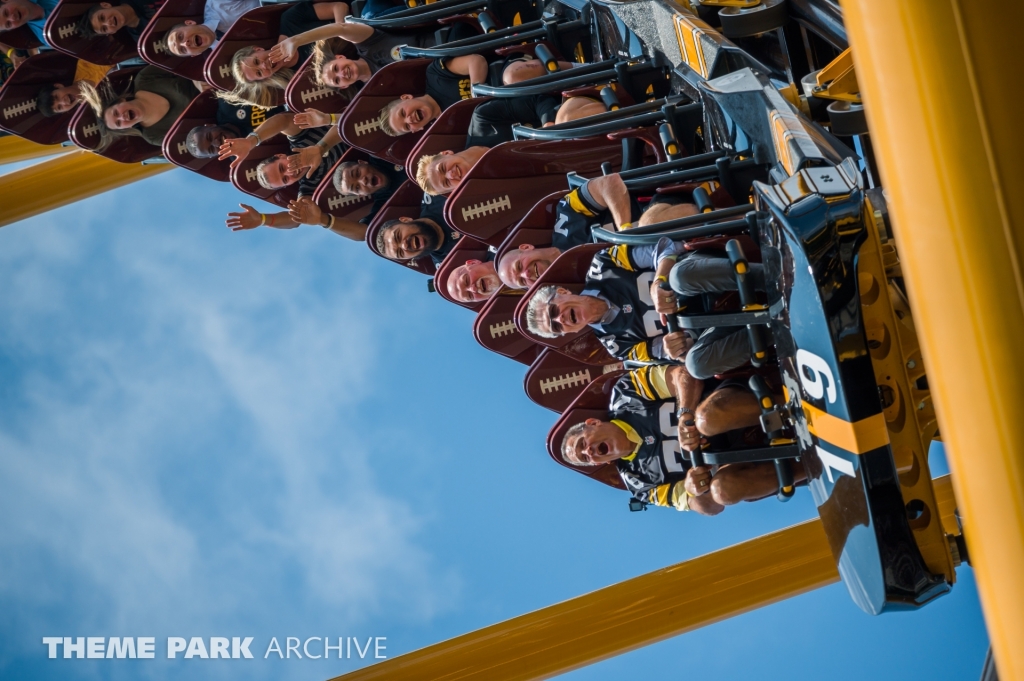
<box><xmin>583</xmin><ymin>173</ymin><xmax>632</xmax><ymax>230</ymax></box>
<box><xmin>269</xmin><ymin>14</ymin><xmax>374</xmax><ymax>64</ymax></box>
<box><xmin>288</xmin><ymin>197</ymin><xmax>368</xmax><ymax>241</ymax></box>
<box><xmin>218</xmin><ymin>113</ymin><xmax>301</xmax><ymax>169</ymax></box>
<box><xmin>445</xmin><ymin>54</ymin><xmax>488</xmax><ymax>84</ymax></box>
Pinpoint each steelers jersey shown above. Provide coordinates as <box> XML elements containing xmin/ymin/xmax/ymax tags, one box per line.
<box><xmin>608</xmin><ymin>366</ymin><xmax>691</xmax><ymax>508</ymax></box>
<box><xmin>425</xmin><ymin>58</ymin><xmax>474</xmax><ymax>110</ymax></box>
<box><xmin>551</xmin><ymin>183</ymin><xmax>641</xmax><ymax>252</ymax></box>
<box><xmin>585</xmin><ymin>245</ymin><xmax>669</xmax><ymax>364</ymax></box>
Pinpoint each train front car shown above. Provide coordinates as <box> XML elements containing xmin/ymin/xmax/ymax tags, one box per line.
<box><xmin>699</xmin><ymin>66</ymin><xmax>957</xmax><ymax>614</ymax></box>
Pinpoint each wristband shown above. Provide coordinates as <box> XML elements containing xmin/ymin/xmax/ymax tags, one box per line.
<box><xmin>619</xmin><ymin>222</ymin><xmax>633</xmax><ymax>231</ymax></box>
<box><xmin>259</xmin><ymin>213</ymin><xmax>267</xmax><ymax>226</ymax></box>
<box><xmin>329</xmin><ymin>113</ymin><xmax>337</xmax><ymax>125</ymax></box>
<box><xmin>247</xmin><ymin>131</ymin><xmax>261</xmax><ymax>146</ymax></box>
<box><xmin>655</xmin><ymin>275</ymin><xmax>668</xmax><ymax>285</ymax></box>
<box><xmin>316</xmin><ymin>140</ymin><xmax>330</xmax><ymax>157</ymax></box>
<box><xmin>6</xmin><ymin>48</ymin><xmax>15</xmax><ymax>59</ymax></box>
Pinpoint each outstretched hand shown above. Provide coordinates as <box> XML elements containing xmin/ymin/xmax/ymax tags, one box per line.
<box><xmin>288</xmin><ymin>197</ymin><xmax>322</xmax><ymax>226</ymax></box>
<box><xmin>226</xmin><ymin>203</ymin><xmax>262</xmax><ymax>231</ymax></box>
<box><xmin>219</xmin><ymin>136</ymin><xmax>257</xmax><ymax>169</ymax></box>
<box><xmin>293</xmin><ymin>109</ymin><xmax>332</xmax><ymax>129</ymax></box>
<box><xmin>267</xmin><ymin>37</ymin><xmax>296</xmax><ymax>67</ymax></box>
<box><xmin>288</xmin><ymin>146</ymin><xmax>321</xmax><ymax>179</ymax></box>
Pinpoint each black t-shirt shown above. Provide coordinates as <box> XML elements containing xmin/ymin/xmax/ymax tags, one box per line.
<box><xmin>608</xmin><ymin>366</ymin><xmax>691</xmax><ymax>505</ymax></box>
<box><xmin>124</xmin><ymin>0</ymin><xmax>162</xmax><ymax>42</ymax></box>
<box><xmin>356</xmin><ymin>28</ymin><xmax>433</xmax><ymax>74</ymax></box>
<box><xmin>215</xmin><ymin>100</ymin><xmax>286</xmax><ymax>136</ymax></box>
<box><xmin>465</xmin><ymin>94</ymin><xmax>560</xmax><ymax>148</ymax></box>
<box><xmin>286</xmin><ymin>126</ymin><xmax>346</xmax><ymax>198</ymax></box>
<box><xmin>278</xmin><ymin>1</ymin><xmax>331</xmax><ymax>64</ymax></box>
<box><xmin>418</xmin><ymin>192</ymin><xmax>460</xmax><ymax>267</ymax></box>
<box><xmin>424</xmin><ymin>57</ymin><xmax>473</xmax><ymax>110</ymax></box>
<box><xmin>360</xmin><ymin>156</ymin><xmax>407</xmax><ymax>225</ymax></box>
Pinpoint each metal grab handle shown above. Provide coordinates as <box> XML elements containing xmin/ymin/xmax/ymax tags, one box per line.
<box><xmin>726</xmin><ymin>239</ymin><xmax>767</xmax><ymax>368</ymax></box>
<box><xmin>748</xmin><ymin>375</ymin><xmax>795</xmax><ymax>501</ymax></box>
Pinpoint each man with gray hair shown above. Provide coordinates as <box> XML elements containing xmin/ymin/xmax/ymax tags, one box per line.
<box><xmin>524</xmin><ymin>238</ymin><xmax>692</xmax><ymax>364</ymax></box>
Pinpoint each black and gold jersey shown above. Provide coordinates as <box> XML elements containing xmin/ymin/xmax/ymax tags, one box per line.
<box><xmin>216</xmin><ymin>100</ymin><xmax>286</xmax><ymax>137</ymax></box>
<box><xmin>585</xmin><ymin>244</ymin><xmax>669</xmax><ymax>364</ymax></box>
<box><xmin>609</xmin><ymin>365</ymin><xmax>691</xmax><ymax>509</ymax></box>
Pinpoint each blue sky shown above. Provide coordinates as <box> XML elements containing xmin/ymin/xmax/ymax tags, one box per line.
<box><xmin>0</xmin><ymin>164</ymin><xmax>990</xmax><ymax>681</ymax></box>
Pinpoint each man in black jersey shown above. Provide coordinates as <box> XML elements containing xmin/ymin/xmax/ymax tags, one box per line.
<box><xmin>524</xmin><ymin>239</ymin><xmax>693</xmax><ymax>363</ymax></box>
<box><xmin>185</xmin><ymin>102</ymin><xmax>286</xmax><ymax>158</ymax></box>
<box><xmin>561</xmin><ymin>364</ymin><xmax>802</xmax><ymax>511</ymax></box>
<box><xmin>377</xmin><ymin>55</ymin><xmax>488</xmax><ymax>136</ymax></box>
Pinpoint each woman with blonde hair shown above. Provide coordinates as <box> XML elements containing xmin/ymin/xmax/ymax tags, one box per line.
<box><xmin>217</xmin><ymin>0</ymin><xmax>350</xmax><ymax>109</ymax></box>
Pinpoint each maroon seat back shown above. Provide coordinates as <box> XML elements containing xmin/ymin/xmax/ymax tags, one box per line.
<box><xmin>228</xmin><ymin>135</ymin><xmax>296</xmax><ymax>207</ymax></box>
<box><xmin>203</xmin><ymin>3</ymin><xmax>289</xmax><ymax>91</ymax></box>
<box><xmin>433</xmin><ymin>234</ymin><xmax>491</xmax><ymax>310</ymax></box>
<box><xmin>445</xmin><ymin>137</ymin><xmax>622</xmax><ymax>247</ymax></box>
<box><xmin>138</xmin><ymin>0</ymin><xmax>206</xmax><ymax>80</ymax></box>
<box><xmin>0</xmin><ymin>51</ymin><xmax>79</xmax><ymax>144</ymax></box>
<box><xmin>473</xmin><ymin>291</ymin><xmax>540</xmax><ymax>366</ymax></box>
<box><xmin>525</xmin><ymin>348</ymin><xmax>622</xmax><ymax>414</ymax></box>
<box><xmin>68</xmin><ymin>66</ymin><xmax>161</xmax><ymax>162</ymax></box>
<box><xmin>44</xmin><ymin>0</ymin><xmax>158</xmax><ymax>64</ymax></box>
<box><xmin>512</xmin><ymin>243</ymin><xmax>617</xmax><ymax>366</ymax></box>
<box><xmin>310</xmin><ymin>146</ymin><xmax>376</xmax><ymax>222</ymax></box>
<box><xmin>403</xmin><ymin>95</ymin><xmax>483</xmax><ymax>178</ymax></box>
<box><xmin>161</xmin><ymin>88</ymin><xmax>228</xmax><ymax>180</ymax></box>
<box><xmin>0</xmin><ymin>26</ymin><xmax>42</xmax><ymax>50</ymax></box>
<box><xmin>338</xmin><ymin>58</ymin><xmax>430</xmax><ymax>165</ymax></box>
<box><xmin>545</xmin><ymin>371</ymin><xmax>627</xmax><ymax>490</ymax></box>
<box><xmin>364</xmin><ymin>180</ymin><xmax>436</xmax><ymax>276</ymax></box>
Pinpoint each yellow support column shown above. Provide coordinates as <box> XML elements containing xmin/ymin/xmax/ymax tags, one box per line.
<box><xmin>0</xmin><ymin>135</ymin><xmax>70</xmax><ymax>165</ymax></box>
<box><xmin>841</xmin><ymin>2</ymin><xmax>1024</xmax><ymax>679</ymax></box>
<box><xmin>328</xmin><ymin>519</ymin><xmax>840</xmax><ymax>681</ymax></box>
<box><xmin>0</xmin><ymin>150</ymin><xmax>171</xmax><ymax>227</ymax></box>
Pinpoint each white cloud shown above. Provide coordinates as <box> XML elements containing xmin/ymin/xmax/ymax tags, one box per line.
<box><xmin>0</xmin><ymin>174</ymin><xmax>455</xmax><ymax>674</ymax></box>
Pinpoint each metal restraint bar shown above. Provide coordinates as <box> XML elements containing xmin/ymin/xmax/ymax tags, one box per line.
<box><xmin>513</xmin><ymin>98</ymin><xmax>694</xmax><ymax>141</ymax></box>
<box><xmin>471</xmin><ymin>58</ymin><xmax>621</xmax><ymax>97</ymax></box>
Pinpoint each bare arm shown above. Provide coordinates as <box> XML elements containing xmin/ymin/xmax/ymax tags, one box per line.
<box><xmin>226</xmin><ymin>204</ymin><xmax>299</xmax><ymax>231</ymax></box>
<box><xmin>584</xmin><ymin>173</ymin><xmax>632</xmax><ymax>229</ymax></box>
<box><xmin>665</xmin><ymin>364</ymin><xmax>703</xmax><ymax>413</ymax></box>
<box><xmin>270</xmin><ymin>15</ymin><xmax>372</xmax><ymax>63</ymax></box>
<box><xmin>287</xmin><ymin>198</ymin><xmax>368</xmax><ymax>240</ymax></box>
<box><xmin>219</xmin><ymin>113</ymin><xmax>301</xmax><ymax>168</ymax></box>
<box><xmin>445</xmin><ymin>54</ymin><xmax>488</xmax><ymax>84</ymax></box>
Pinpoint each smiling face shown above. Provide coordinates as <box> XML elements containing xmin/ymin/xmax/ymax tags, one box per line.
<box><xmin>0</xmin><ymin>0</ymin><xmax>38</xmax><ymax>31</ymax></box>
<box><xmin>189</xmin><ymin>124</ymin><xmax>230</xmax><ymax>157</ymax></box>
<box><xmin>498</xmin><ymin>244</ymin><xmax>561</xmax><ymax>290</ymax></box>
<box><xmin>447</xmin><ymin>260</ymin><xmax>501</xmax><ymax>303</ymax></box>
<box><xmin>320</xmin><ymin>56</ymin><xmax>360</xmax><ymax>89</ymax></box>
<box><xmin>166</xmin><ymin>21</ymin><xmax>216</xmax><ymax>57</ymax></box>
<box><xmin>103</xmin><ymin>98</ymin><xmax>144</xmax><ymax>130</ymax></box>
<box><xmin>90</xmin><ymin>3</ymin><xmax>125</xmax><ymax>35</ymax></box>
<box><xmin>259</xmin><ymin>154</ymin><xmax>304</xmax><ymax>189</ymax></box>
<box><xmin>532</xmin><ymin>288</ymin><xmax>607</xmax><ymax>337</ymax></box>
<box><xmin>380</xmin><ymin>219</ymin><xmax>439</xmax><ymax>261</ymax></box>
<box><xmin>387</xmin><ymin>94</ymin><xmax>439</xmax><ymax>135</ymax></box>
<box><xmin>424</xmin><ymin>147</ymin><xmax>486</xmax><ymax>195</ymax></box>
<box><xmin>49</xmin><ymin>83</ymin><xmax>82</xmax><ymax>114</ymax></box>
<box><xmin>563</xmin><ymin>419</ymin><xmax>633</xmax><ymax>466</ymax></box>
<box><xmin>239</xmin><ymin>48</ymin><xmax>280</xmax><ymax>82</ymax></box>
<box><xmin>338</xmin><ymin>161</ymin><xmax>388</xmax><ymax>196</ymax></box>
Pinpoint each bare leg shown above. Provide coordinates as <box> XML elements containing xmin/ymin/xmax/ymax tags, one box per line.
<box><xmin>554</xmin><ymin>96</ymin><xmax>607</xmax><ymax>125</ymax></box>
<box><xmin>502</xmin><ymin>59</ymin><xmax>575</xmax><ymax>85</ymax></box>
<box><xmin>694</xmin><ymin>386</ymin><xmax>761</xmax><ymax>436</ymax></box>
<box><xmin>638</xmin><ymin>201</ymin><xmax>698</xmax><ymax>226</ymax></box>
<box><xmin>709</xmin><ymin>462</ymin><xmax>781</xmax><ymax>505</ymax></box>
